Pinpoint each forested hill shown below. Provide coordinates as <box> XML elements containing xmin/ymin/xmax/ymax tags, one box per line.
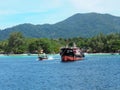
<box><xmin>0</xmin><ymin>13</ymin><xmax>120</xmax><ymax>40</ymax></box>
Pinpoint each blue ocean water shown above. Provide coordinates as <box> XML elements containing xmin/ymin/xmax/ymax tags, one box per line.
<box><xmin>0</xmin><ymin>54</ymin><xmax>120</xmax><ymax>90</ymax></box>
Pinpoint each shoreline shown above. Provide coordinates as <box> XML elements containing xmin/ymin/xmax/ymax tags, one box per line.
<box><xmin>0</xmin><ymin>53</ymin><xmax>60</xmax><ymax>56</ymax></box>
<box><xmin>0</xmin><ymin>53</ymin><xmax>119</xmax><ymax>56</ymax></box>
<box><xmin>84</xmin><ymin>53</ymin><xmax>120</xmax><ymax>55</ymax></box>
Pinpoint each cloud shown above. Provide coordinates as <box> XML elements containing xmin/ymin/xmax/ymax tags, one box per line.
<box><xmin>0</xmin><ymin>0</ymin><xmax>62</xmax><ymax>15</ymax></box>
<box><xmin>1</xmin><ymin>0</ymin><xmax>120</xmax><ymax>16</ymax></box>
<box><xmin>0</xmin><ymin>0</ymin><xmax>120</xmax><ymax>29</ymax></box>
<box><xmin>69</xmin><ymin>0</ymin><xmax>120</xmax><ymax>14</ymax></box>
<box><xmin>69</xmin><ymin>0</ymin><xmax>100</xmax><ymax>11</ymax></box>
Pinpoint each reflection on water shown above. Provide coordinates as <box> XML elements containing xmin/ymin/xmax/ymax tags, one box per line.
<box><xmin>0</xmin><ymin>54</ymin><xmax>120</xmax><ymax>90</ymax></box>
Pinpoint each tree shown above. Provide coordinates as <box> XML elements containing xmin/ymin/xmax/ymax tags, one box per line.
<box><xmin>7</xmin><ymin>32</ymin><xmax>25</xmax><ymax>54</ymax></box>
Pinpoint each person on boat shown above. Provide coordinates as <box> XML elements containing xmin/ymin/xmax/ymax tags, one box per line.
<box><xmin>42</xmin><ymin>53</ymin><xmax>47</xmax><ymax>58</ymax></box>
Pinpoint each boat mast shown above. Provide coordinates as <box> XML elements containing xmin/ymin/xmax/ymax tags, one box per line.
<box><xmin>73</xmin><ymin>42</ymin><xmax>77</xmax><ymax>48</ymax></box>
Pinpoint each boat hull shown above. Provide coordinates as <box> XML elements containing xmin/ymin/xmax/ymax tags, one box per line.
<box><xmin>61</xmin><ymin>55</ymin><xmax>83</xmax><ymax>62</ymax></box>
<box><xmin>38</xmin><ymin>57</ymin><xmax>48</xmax><ymax>60</ymax></box>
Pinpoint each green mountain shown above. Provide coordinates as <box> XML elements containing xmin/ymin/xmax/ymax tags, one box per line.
<box><xmin>0</xmin><ymin>13</ymin><xmax>120</xmax><ymax>40</ymax></box>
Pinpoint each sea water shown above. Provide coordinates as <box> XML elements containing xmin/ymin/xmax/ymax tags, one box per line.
<box><xmin>0</xmin><ymin>54</ymin><xmax>120</xmax><ymax>90</ymax></box>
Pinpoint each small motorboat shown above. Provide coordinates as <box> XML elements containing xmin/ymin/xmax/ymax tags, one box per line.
<box><xmin>38</xmin><ymin>49</ymin><xmax>48</xmax><ymax>60</ymax></box>
<box><xmin>38</xmin><ymin>53</ymin><xmax>48</xmax><ymax>60</ymax></box>
<box><xmin>38</xmin><ymin>55</ymin><xmax>48</xmax><ymax>60</ymax></box>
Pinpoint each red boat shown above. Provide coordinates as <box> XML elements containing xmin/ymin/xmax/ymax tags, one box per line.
<box><xmin>60</xmin><ymin>43</ymin><xmax>84</xmax><ymax>62</ymax></box>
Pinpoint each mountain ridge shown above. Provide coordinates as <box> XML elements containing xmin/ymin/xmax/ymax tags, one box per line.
<box><xmin>0</xmin><ymin>12</ymin><xmax>120</xmax><ymax>40</ymax></box>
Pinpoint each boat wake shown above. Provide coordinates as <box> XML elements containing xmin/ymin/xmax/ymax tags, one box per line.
<box><xmin>48</xmin><ymin>56</ymin><xmax>54</xmax><ymax>60</ymax></box>
<box><xmin>36</xmin><ymin>56</ymin><xmax>60</xmax><ymax>61</ymax></box>
<box><xmin>47</xmin><ymin>56</ymin><xmax>60</xmax><ymax>60</ymax></box>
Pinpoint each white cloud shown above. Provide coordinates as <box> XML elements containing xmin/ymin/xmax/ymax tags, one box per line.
<box><xmin>69</xmin><ymin>0</ymin><xmax>120</xmax><ymax>15</ymax></box>
<box><xmin>1</xmin><ymin>0</ymin><xmax>120</xmax><ymax>15</ymax></box>
<box><xmin>69</xmin><ymin>0</ymin><xmax>101</xmax><ymax>11</ymax></box>
<box><xmin>1</xmin><ymin>0</ymin><xmax>120</xmax><ymax>29</ymax></box>
<box><xmin>0</xmin><ymin>0</ymin><xmax>62</xmax><ymax>15</ymax></box>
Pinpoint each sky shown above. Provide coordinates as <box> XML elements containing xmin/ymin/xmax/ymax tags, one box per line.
<box><xmin>0</xmin><ymin>0</ymin><xmax>120</xmax><ymax>29</ymax></box>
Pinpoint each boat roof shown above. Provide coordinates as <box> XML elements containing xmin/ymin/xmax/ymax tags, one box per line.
<box><xmin>61</xmin><ymin>47</ymin><xmax>80</xmax><ymax>50</ymax></box>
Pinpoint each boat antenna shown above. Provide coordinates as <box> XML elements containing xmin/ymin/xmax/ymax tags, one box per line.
<box><xmin>65</xmin><ymin>39</ymin><xmax>69</xmax><ymax>48</ymax></box>
<box><xmin>73</xmin><ymin>42</ymin><xmax>76</xmax><ymax>47</ymax></box>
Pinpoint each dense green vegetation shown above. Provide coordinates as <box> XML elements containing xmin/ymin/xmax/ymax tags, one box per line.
<box><xmin>0</xmin><ymin>13</ymin><xmax>120</xmax><ymax>40</ymax></box>
<box><xmin>0</xmin><ymin>32</ymin><xmax>120</xmax><ymax>54</ymax></box>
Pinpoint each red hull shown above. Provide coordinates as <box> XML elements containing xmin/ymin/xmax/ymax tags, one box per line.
<box><xmin>61</xmin><ymin>55</ymin><xmax>83</xmax><ymax>62</ymax></box>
